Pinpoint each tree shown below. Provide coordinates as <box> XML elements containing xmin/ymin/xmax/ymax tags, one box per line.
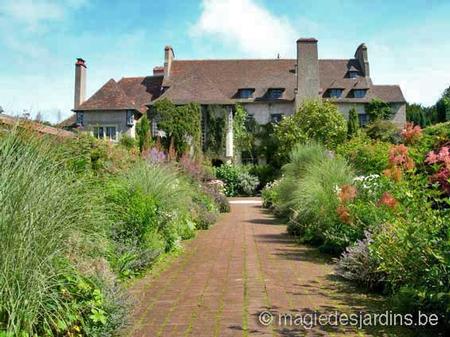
<box><xmin>435</xmin><ymin>86</ymin><xmax>450</xmax><ymax>123</ymax></box>
<box><xmin>274</xmin><ymin>100</ymin><xmax>347</xmax><ymax>165</ymax></box>
<box><xmin>365</xmin><ymin>98</ymin><xmax>392</xmax><ymax>121</ymax></box>
<box><xmin>347</xmin><ymin>107</ymin><xmax>359</xmax><ymax>138</ymax></box>
<box><xmin>152</xmin><ymin>98</ymin><xmax>201</xmax><ymax>156</ymax></box>
<box><xmin>136</xmin><ymin>115</ymin><xmax>151</xmax><ymax>153</ymax></box>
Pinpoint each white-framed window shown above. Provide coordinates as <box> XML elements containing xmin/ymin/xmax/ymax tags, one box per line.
<box><xmin>93</xmin><ymin>125</ymin><xmax>117</xmax><ymax>141</ymax></box>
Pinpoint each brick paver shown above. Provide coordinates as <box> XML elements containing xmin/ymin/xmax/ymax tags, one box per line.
<box><xmin>124</xmin><ymin>198</ymin><xmax>412</xmax><ymax>337</ymax></box>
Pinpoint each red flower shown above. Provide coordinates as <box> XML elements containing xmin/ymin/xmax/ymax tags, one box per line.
<box><xmin>377</xmin><ymin>192</ymin><xmax>398</xmax><ymax>209</ymax></box>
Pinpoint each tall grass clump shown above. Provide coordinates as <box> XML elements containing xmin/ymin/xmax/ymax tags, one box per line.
<box><xmin>106</xmin><ymin>162</ymin><xmax>198</xmax><ymax>277</ymax></box>
<box><xmin>271</xmin><ymin>143</ymin><xmax>354</xmax><ymax>251</ymax></box>
<box><xmin>0</xmin><ymin>130</ymin><xmax>120</xmax><ymax>335</ymax></box>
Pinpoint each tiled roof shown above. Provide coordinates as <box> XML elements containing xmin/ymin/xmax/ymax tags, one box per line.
<box><xmin>75</xmin><ymin>77</ymin><xmax>163</xmax><ymax>113</ymax></box>
<box><xmin>158</xmin><ymin>59</ymin><xmax>297</xmax><ymax>104</ymax></box>
<box><xmin>77</xmin><ymin>58</ymin><xmax>405</xmax><ymax>111</ymax></box>
<box><xmin>57</xmin><ymin>114</ymin><xmax>76</xmax><ymax>128</ymax></box>
<box><xmin>76</xmin><ymin>79</ymin><xmax>135</xmax><ymax>111</ymax></box>
<box><xmin>0</xmin><ymin>114</ymin><xmax>75</xmax><ymax>138</ymax></box>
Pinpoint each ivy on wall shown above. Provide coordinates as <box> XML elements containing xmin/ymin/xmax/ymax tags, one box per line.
<box><xmin>203</xmin><ymin>105</ymin><xmax>227</xmax><ymax>158</ymax></box>
<box><xmin>151</xmin><ymin>98</ymin><xmax>201</xmax><ymax>157</ymax></box>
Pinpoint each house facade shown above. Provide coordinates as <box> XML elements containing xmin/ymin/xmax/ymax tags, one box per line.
<box><xmin>69</xmin><ymin>38</ymin><xmax>406</xmax><ymax>158</ymax></box>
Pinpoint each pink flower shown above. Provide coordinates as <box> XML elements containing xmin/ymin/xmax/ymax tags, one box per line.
<box><xmin>425</xmin><ymin>151</ymin><xmax>439</xmax><ymax>165</ymax></box>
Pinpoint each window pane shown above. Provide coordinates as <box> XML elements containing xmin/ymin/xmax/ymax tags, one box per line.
<box><xmin>93</xmin><ymin>127</ymin><xmax>104</xmax><ymax>139</ymax></box>
<box><xmin>106</xmin><ymin>127</ymin><xmax>116</xmax><ymax>140</ymax></box>
<box><xmin>329</xmin><ymin>89</ymin><xmax>342</xmax><ymax>98</ymax></box>
<box><xmin>358</xmin><ymin>114</ymin><xmax>369</xmax><ymax>126</ymax></box>
<box><xmin>354</xmin><ymin>90</ymin><xmax>366</xmax><ymax>98</ymax></box>
<box><xmin>267</xmin><ymin>89</ymin><xmax>283</xmax><ymax>99</ymax></box>
<box><xmin>126</xmin><ymin>111</ymin><xmax>134</xmax><ymax>126</ymax></box>
<box><xmin>239</xmin><ymin>89</ymin><xmax>254</xmax><ymax>98</ymax></box>
<box><xmin>76</xmin><ymin>112</ymin><xmax>84</xmax><ymax>126</ymax></box>
<box><xmin>271</xmin><ymin>114</ymin><xmax>282</xmax><ymax>123</ymax></box>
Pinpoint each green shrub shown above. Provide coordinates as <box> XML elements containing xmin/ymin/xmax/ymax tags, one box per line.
<box><xmin>273</xmin><ymin>100</ymin><xmax>347</xmax><ymax>165</ymax></box>
<box><xmin>106</xmin><ymin>162</ymin><xmax>196</xmax><ymax>277</ymax></box>
<box><xmin>336</xmin><ymin>135</ymin><xmax>390</xmax><ymax>174</ymax></box>
<box><xmin>248</xmin><ymin>164</ymin><xmax>278</xmax><ymax>190</ymax></box>
<box><xmin>0</xmin><ymin>130</ymin><xmax>122</xmax><ymax>335</ymax></box>
<box><xmin>261</xmin><ymin>180</ymin><xmax>280</xmax><ymax>209</ymax></box>
<box><xmin>273</xmin><ymin>143</ymin><xmax>354</xmax><ymax>251</ymax></box>
<box><xmin>214</xmin><ymin>164</ymin><xmax>259</xmax><ymax>196</ymax></box>
<box><xmin>119</xmin><ymin>134</ymin><xmax>137</xmax><ymax>150</ymax></box>
<box><xmin>365</xmin><ymin>119</ymin><xmax>401</xmax><ymax>143</ymax></box>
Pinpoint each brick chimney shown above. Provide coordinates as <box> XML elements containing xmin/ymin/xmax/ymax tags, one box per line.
<box><xmin>74</xmin><ymin>58</ymin><xmax>86</xmax><ymax>110</ymax></box>
<box><xmin>355</xmin><ymin>43</ymin><xmax>370</xmax><ymax>78</ymax></box>
<box><xmin>295</xmin><ymin>38</ymin><xmax>320</xmax><ymax>110</ymax></box>
<box><xmin>164</xmin><ymin>46</ymin><xmax>175</xmax><ymax>79</ymax></box>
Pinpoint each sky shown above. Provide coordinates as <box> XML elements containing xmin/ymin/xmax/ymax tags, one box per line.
<box><xmin>0</xmin><ymin>0</ymin><xmax>449</xmax><ymax>123</ymax></box>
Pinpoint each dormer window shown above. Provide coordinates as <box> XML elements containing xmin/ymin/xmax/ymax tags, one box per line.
<box><xmin>328</xmin><ymin>88</ymin><xmax>343</xmax><ymax>98</ymax></box>
<box><xmin>238</xmin><ymin>88</ymin><xmax>254</xmax><ymax>99</ymax></box>
<box><xmin>267</xmin><ymin>88</ymin><xmax>284</xmax><ymax>99</ymax></box>
<box><xmin>353</xmin><ymin>89</ymin><xmax>367</xmax><ymax>98</ymax></box>
<box><xmin>348</xmin><ymin>71</ymin><xmax>359</xmax><ymax>79</ymax></box>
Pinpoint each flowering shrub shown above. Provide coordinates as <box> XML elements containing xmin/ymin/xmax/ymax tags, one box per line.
<box><xmin>401</xmin><ymin>122</ymin><xmax>422</xmax><ymax>144</ymax></box>
<box><xmin>383</xmin><ymin>144</ymin><xmax>415</xmax><ymax>181</ymax></box>
<box><xmin>425</xmin><ymin>145</ymin><xmax>450</xmax><ymax>195</ymax></box>
<box><xmin>214</xmin><ymin>164</ymin><xmax>259</xmax><ymax>196</ymax></box>
<box><xmin>143</xmin><ymin>147</ymin><xmax>166</xmax><ymax>164</ymax></box>
<box><xmin>335</xmin><ymin>232</ymin><xmax>385</xmax><ymax>290</ymax></box>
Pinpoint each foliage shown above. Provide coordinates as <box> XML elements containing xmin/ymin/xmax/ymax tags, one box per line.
<box><xmin>214</xmin><ymin>164</ymin><xmax>259</xmax><ymax>197</ymax></box>
<box><xmin>274</xmin><ymin>143</ymin><xmax>354</xmax><ymax>252</ymax></box>
<box><xmin>237</xmin><ymin>172</ymin><xmax>259</xmax><ymax>196</ymax></box>
<box><xmin>273</xmin><ymin>100</ymin><xmax>347</xmax><ymax>165</ymax></box>
<box><xmin>436</xmin><ymin>87</ymin><xmax>450</xmax><ymax>123</ymax></box>
<box><xmin>152</xmin><ymin>99</ymin><xmax>201</xmax><ymax>156</ymax></box>
<box><xmin>407</xmin><ymin>103</ymin><xmax>432</xmax><ymax>127</ymax></box>
<box><xmin>0</xmin><ymin>130</ymin><xmax>123</xmax><ymax>336</ymax></box>
<box><xmin>119</xmin><ymin>133</ymin><xmax>138</xmax><ymax>150</ymax></box>
<box><xmin>347</xmin><ymin>107</ymin><xmax>360</xmax><ymax>138</ymax></box>
<box><xmin>233</xmin><ymin>104</ymin><xmax>253</xmax><ymax>156</ymax></box>
<box><xmin>336</xmin><ymin>135</ymin><xmax>390</xmax><ymax>174</ymax></box>
<box><xmin>401</xmin><ymin>122</ymin><xmax>422</xmax><ymax>144</ymax></box>
<box><xmin>136</xmin><ymin>115</ymin><xmax>151</xmax><ymax>153</ymax></box>
<box><xmin>335</xmin><ymin>232</ymin><xmax>385</xmax><ymax>290</ymax></box>
<box><xmin>248</xmin><ymin>164</ymin><xmax>279</xmax><ymax>190</ymax></box>
<box><xmin>203</xmin><ymin>105</ymin><xmax>227</xmax><ymax>158</ymax></box>
<box><xmin>365</xmin><ymin>98</ymin><xmax>393</xmax><ymax>121</ymax></box>
<box><xmin>261</xmin><ymin>180</ymin><xmax>281</xmax><ymax>209</ymax></box>
<box><xmin>365</xmin><ymin>119</ymin><xmax>401</xmax><ymax>143</ymax></box>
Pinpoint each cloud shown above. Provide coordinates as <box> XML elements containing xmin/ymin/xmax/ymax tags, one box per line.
<box><xmin>191</xmin><ymin>0</ymin><xmax>297</xmax><ymax>58</ymax></box>
<box><xmin>0</xmin><ymin>0</ymin><xmax>87</xmax><ymax>31</ymax></box>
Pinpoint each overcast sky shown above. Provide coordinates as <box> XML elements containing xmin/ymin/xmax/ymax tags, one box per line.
<box><xmin>0</xmin><ymin>0</ymin><xmax>449</xmax><ymax>122</ymax></box>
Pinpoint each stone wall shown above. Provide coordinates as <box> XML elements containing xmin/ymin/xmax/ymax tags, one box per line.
<box><xmin>335</xmin><ymin>102</ymin><xmax>406</xmax><ymax>127</ymax></box>
<box><xmin>243</xmin><ymin>102</ymin><xmax>294</xmax><ymax>124</ymax></box>
<box><xmin>83</xmin><ymin>110</ymin><xmax>135</xmax><ymax>138</ymax></box>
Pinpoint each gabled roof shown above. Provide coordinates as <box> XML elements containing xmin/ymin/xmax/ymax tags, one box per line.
<box><xmin>76</xmin><ymin>79</ymin><xmax>135</xmax><ymax>111</ymax></box>
<box><xmin>75</xmin><ymin>76</ymin><xmax>163</xmax><ymax>113</ymax></box>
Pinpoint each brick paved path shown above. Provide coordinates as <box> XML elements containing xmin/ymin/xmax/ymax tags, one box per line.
<box><xmin>124</xmin><ymin>198</ymin><xmax>411</xmax><ymax>337</ymax></box>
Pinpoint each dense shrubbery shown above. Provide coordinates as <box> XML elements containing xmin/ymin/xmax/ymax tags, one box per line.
<box><xmin>214</xmin><ymin>164</ymin><xmax>259</xmax><ymax>196</ymax></box>
<box><xmin>0</xmin><ymin>127</ymin><xmax>226</xmax><ymax>335</ymax></box>
<box><xmin>263</xmin><ymin>122</ymin><xmax>450</xmax><ymax>330</ymax></box>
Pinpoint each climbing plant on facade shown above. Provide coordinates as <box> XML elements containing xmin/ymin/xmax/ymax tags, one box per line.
<box><xmin>152</xmin><ymin>98</ymin><xmax>201</xmax><ymax>157</ymax></box>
